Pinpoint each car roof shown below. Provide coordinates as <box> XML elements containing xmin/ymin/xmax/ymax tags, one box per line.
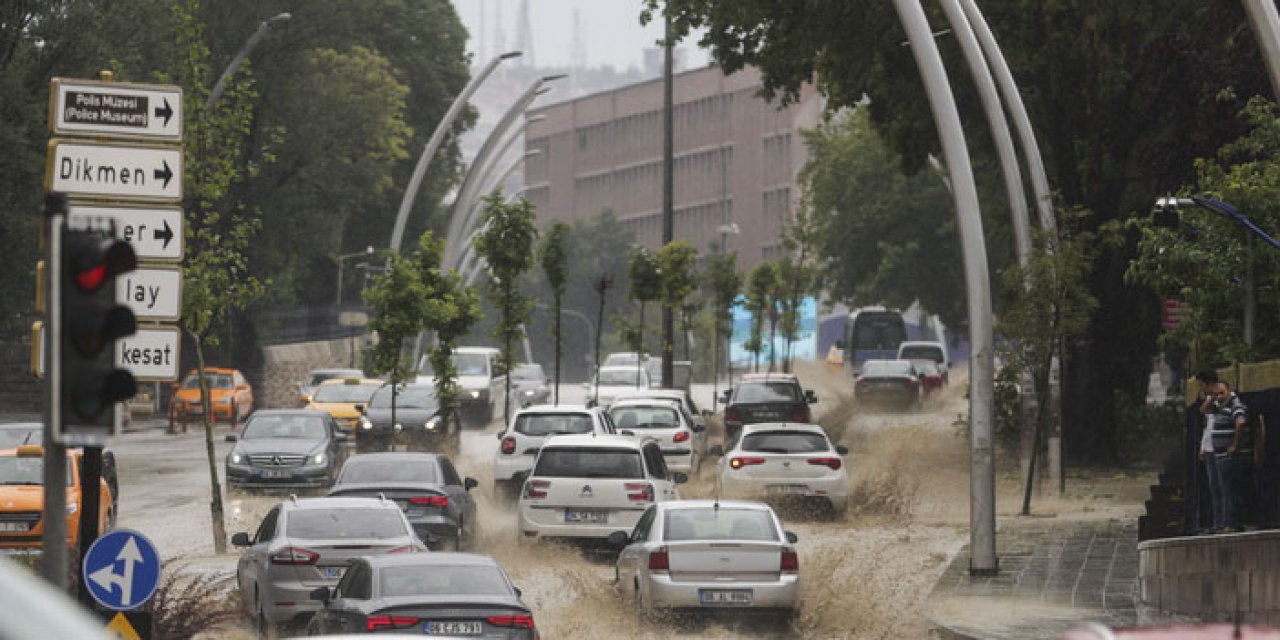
<box><xmin>364</xmin><ymin>552</ymin><xmax>500</xmax><ymax>569</ymax></box>
<box><xmin>738</xmin><ymin>373</ymin><xmax>799</xmax><ymax>383</ymax></box>
<box><xmin>615</xmin><ymin>389</ymin><xmax>685</xmax><ymax>400</ymax></box>
<box><xmin>342</xmin><ymin>452</ymin><xmax>443</xmax><ymax>464</ymax></box>
<box><xmin>599</xmin><ymin>365</ymin><xmax>645</xmax><ymax>373</ymax></box>
<box><xmin>608</xmin><ymin>398</ymin><xmax>680</xmax><ymax>409</ymax></box>
<box><xmin>315</xmin><ymin>377</ymin><xmax>383</xmax><ymax>387</ymax></box>
<box><xmin>186</xmin><ymin>367</ymin><xmax>238</xmax><ymax>375</ymax></box>
<box><xmin>454</xmin><ymin>346</ymin><xmax>499</xmax><ymax>354</ymax></box>
<box><xmin>283</xmin><ymin>496</ymin><xmax>402</xmax><ymax>511</ymax></box>
<box><xmin>899</xmin><ymin>340</ymin><xmax>944</xmax><ymax>347</ymax></box>
<box><xmin>516</xmin><ymin>404</ymin><xmax>593</xmax><ymax>415</ymax></box>
<box><xmin>539</xmin><ymin>434</ymin><xmax>645</xmax><ymax>450</ymax></box>
<box><xmin>658</xmin><ymin>499</ymin><xmax>776</xmax><ymax>512</ymax></box>
<box><xmin>310</xmin><ymin>368</ymin><xmax>362</xmax><ymax>375</ymax></box>
<box><xmin>740</xmin><ymin>422</ymin><xmax>827</xmax><ymax>435</ymax></box>
<box><xmin>248</xmin><ymin>409</ymin><xmax>333</xmax><ymax>418</ymax></box>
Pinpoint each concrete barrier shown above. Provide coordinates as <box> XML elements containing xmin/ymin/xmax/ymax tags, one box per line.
<box><xmin>1139</xmin><ymin>530</ymin><xmax>1280</xmax><ymax>624</ymax></box>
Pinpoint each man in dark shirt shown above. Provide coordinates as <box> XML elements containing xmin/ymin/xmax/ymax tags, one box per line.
<box><xmin>1205</xmin><ymin>381</ymin><xmax>1250</xmax><ymax>532</ymax></box>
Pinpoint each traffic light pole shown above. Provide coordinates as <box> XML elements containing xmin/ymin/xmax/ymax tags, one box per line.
<box><xmin>76</xmin><ymin>446</ymin><xmax>103</xmax><ymax>606</ymax></box>
<box><xmin>41</xmin><ymin>195</ymin><xmax>69</xmax><ymax>589</ymax></box>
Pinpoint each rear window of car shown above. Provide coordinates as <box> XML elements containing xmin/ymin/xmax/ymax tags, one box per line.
<box><xmin>533</xmin><ymin>448</ymin><xmax>643</xmax><ymax>479</ymax></box>
<box><xmin>338</xmin><ymin>460</ymin><xmax>440</xmax><ymax>484</ymax></box>
<box><xmin>609</xmin><ymin>406</ymin><xmax>678</xmax><ymax>429</ymax></box>
<box><xmin>741</xmin><ymin>431</ymin><xmax>830</xmax><ymax>454</ymax></box>
<box><xmin>286</xmin><ymin>508</ymin><xmax>408</xmax><ymax>539</ymax></box>
<box><xmin>312</xmin><ymin>383</ymin><xmax>379</xmax><ymax>403</ymax></box>
<box><xmin>862</xmin><ymin>360</ymin><xmax>913</xmax><ymax>376</ymax></box>
<box><xmin>511</xmin><ymin>365</ymin><xmax>545</xmax><ymax>381</ymax></box>
<box><xmin>900</xmin><ymin>345</ymin><xmax>944</xmax><ymax>362</ymax></box>
<box><xmin>733</xmin><ymin>382</ymin><xmax>801</xmax><ymax>403</ymax></box>
<box><xmin>664</xmin><ymin>508</ymin><xmax>778</xmax><ymax>542</ymax></box>
<box><xmin>514</xmin><ymin>413</ymin><xmax>594</xmax><ymax>436</ymax></box>
<box><xmin>379</xmin><ymin>565</ymin><xmax>511</xmax><ymax>597</ymax></box>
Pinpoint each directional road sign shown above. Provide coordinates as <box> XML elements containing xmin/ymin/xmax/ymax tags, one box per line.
<box><xmin>115</xmin><ymin>326</ymin><xmax>181</xmax><ymax>382</ymax></box>
<box><xmin>116</xmin><ymin>266</ymin><xmax>182</xmax><ymax>322</ymax></box>
<box><xmin>50</xmin><ymin>78</ymin><xmax>183</xmax><ymax>141</ymax></box>
<box><xmin>46</xmin><ymin>139</ymin><xmax>182</xmax><ymax>203</ymax></box>
<box><xmin>83</xmin><ymin>529</ymin><xmax>161</xmax><ymax>611</ymax></box>
<box><xmin>68</xmin><ymin>205</ymin><xmax>182</xmax><ymax>261</ymax></box>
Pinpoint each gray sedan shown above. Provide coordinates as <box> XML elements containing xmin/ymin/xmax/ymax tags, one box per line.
<box><xmin>511</xmin><ymin>364</ymin><xmax>551</xmax><ymax>407</ymax></box>
<box><xmin>327</xmin><ymin>453</ymin><xmax>479</xmax><ymax>550</ymax></box>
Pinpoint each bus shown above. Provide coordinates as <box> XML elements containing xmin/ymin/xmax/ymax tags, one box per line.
<box><xmin>842</xmin><ymin>307</ymin><xmax>907</xmax><ymax>377</ymax></box>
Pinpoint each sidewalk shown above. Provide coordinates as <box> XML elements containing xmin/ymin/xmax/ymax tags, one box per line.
<box><xmin>928</xmin><ymin>517</ymin><xmax>1191</xmax><ymax>639</ymax></box>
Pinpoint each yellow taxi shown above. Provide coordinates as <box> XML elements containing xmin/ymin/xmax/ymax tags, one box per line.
<box><xmin>171</xmin><ymin>367</ymin><xmax>254</xmax><ymax>427</ymax></box>
<box><xmin>0</xmin><ymin>445</ymin><xmax>113</xmax><ymax>553</ymax></box>
<box><xmin>305</xmin><ymin>378</ymin><xmax>384</xmax><ymax>434</ymax></box>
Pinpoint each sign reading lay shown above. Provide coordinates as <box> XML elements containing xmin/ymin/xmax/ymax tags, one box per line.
<box><xmin>46</xmin><ymin>139</ymin><xmax>182</xmax><ymax>203</ymax></box>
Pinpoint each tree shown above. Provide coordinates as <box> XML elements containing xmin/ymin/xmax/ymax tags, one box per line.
<box><xmin>746</xmin><ymin>261</ymin><xmax>780</xmax><ymax>373</ymax></box>
<box><xmin>363</xmin><ymin>251</ymin><xmax>428</xmax><ymax>432</ymax></box>
<box><xmin>414</xmin><ymin>232</ymin><xmax>482</xmax><ymax>426</ymax></box>
<box><xmin>626</xmin><ymin>247</ymin><xmax>663</xmax><ymax>383</ymax></box>
<box><xmin>176</xmin><ymin>0</ymin><xmax>268</xmax><ymax>555</ymax></box>
<box><xmin>778</xmin><ymin>203</ymin><xmax>821</xmax><ymax>372</ymax></box>
<box><xmin>656</xmin><ymin>239</ymin><xmax>700</xmax><ymax>369</ymax></box>
<box><xmin>592</xmin><ymin>274</ymin><xmax>615</xmax><ymax>403</ymax></box>
<box><xmin>473</xmin><ymin>194</ymin><xmax>538</xmax><ymax>421</ymax></box>
<box><xmin>539</xmin><ymin>221</ymin><xmax>570</xmax><ymax>403</ymax></box>
<box><xmin>704</xmin><ymin>251</ymin><xmax>742</xmax><ymax>395</ymax></box>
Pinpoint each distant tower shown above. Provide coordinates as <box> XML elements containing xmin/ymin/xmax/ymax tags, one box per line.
<box><xmin>493</xmin><ymin>0</ymin><xmax>506</xmax><ymax>61</ymax></box>
<box><xmin>516</xmin><ymin>0</ymin><xmax>534</xmax><ymax>67</ymax></box>
<box><xmin>478</xmin><ymin>0</ymin><xmax>486</xmax><ymax>62</ymax></box>
<box><xmin>570</xmin><ymin>7</ymin><xmax>586</xmax><ymax>69</ymax></box>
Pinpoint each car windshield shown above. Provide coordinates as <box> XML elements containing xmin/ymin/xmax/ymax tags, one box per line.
<box><xmin>339</xmin><ymin>460</ymin><xmax>439</xmax><ymax>484</ymax></box>
<box><xmin>453</xmin><ymin>353</ymin><xmax>488</xmax><ymax>376</ymax></box>
<box><xmin>741</xmin><ymin>431</ymin><xmax>831</xmax><ymax>454</ymax></box>
<box><xmin>287</xmin><ymin>508</ymin><xmax>408</xmax><ymax>540</ymax></box>
<box><xmin>311</xmin><ymin>383</ymin><xmax>379</xmax><ymax>404</ymax></box>
<box><xmin>0</xmin><ymin>457</ymin><xmax>72</xmax><ymax>486</ymax></box>
<box><xmin>369</xmin><ymin>386</ymin><xmax>438</xmax><ymax>410</ymax></box>
<box><xmin>307</xmin><ymin>371</ymin><xmax>360</xmax><ymax>387</ymax></box>
<box><xmin>609</xmin><ymin>406</ymin><xmax>678</xmax><ymax>429</ymax></box>
<box><xmin>0</xmin><ymin>427</ymin><xmax>40</xmax><ymax>449</ymax></box>
<box><xmin>900</xmin><ymin>345</ymin><xmax>943</xmax><ymax>362</ymax></box>
<box><xmin>862</xmin><ymin>361</ymin><xmax>913</xmax><ymax>376</ymax></box>
<box><xmin>183</xmin><ymin>374</ymin><xmax>232</xmax><ymax>389</ymax></box>
<box><xmin>599</xmin><ymin>369</ymin><xmax>645</xmax><ymax>386</ymax></box>
<box><xmin>664</xmin><ymin>508</ymin><xmax>778</xmax><ymax>542</ymax></box>
<box><xmin>734</xmin><ymin>382</ymin><xmax>800</xmax><ymax>403</ymax></box>
<box><xmin>379</xmin><ymin>565</ymin><xmax>511</xmax><ymax>597</ymax></box>
<box><xmin>514</xmin><ymin>413</ymin><xmax>593</xmax><ymax>436</ymax></box>
<box><xmin>533</xmin><ymin>448</ymin><xmax>643</xmax><ymax>478</ymax></box>
<box><xmin>511</xmin><ymin>365</ymin><xmax>544</xmax><ymax>381</ymax></box>
<box><xmin>241</xmin><ymin>415</ymin><xmax>328</xmax><ymax>440</ymax></box>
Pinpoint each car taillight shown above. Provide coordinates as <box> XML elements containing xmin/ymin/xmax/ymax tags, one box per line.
<box><xmin>269</xmin><ymin>547</ymin><xmax>319</xmax><ymax>565</ymax></box>
<box><xmin>387</xmin><ymin>545</ymin><xmax>416</xmax><ymax>553</ymax></box>
<box><xmin>367</xmin><ymin>615</ymin><xmax>420</xmax><ymax>631</ymax></box>
<box><xmin>625</xmin><ymin>482</ymin><xmax>654</xmax><ymax>503</ymax></box>
<box><xmin>524</xmin><ymin>479</ymin><xmax>549</xmax><ymax>499</ymax></box>
<box><xmin>790</xmin><ymin>408</ymin><xmax>807</xmax><ymax>422</ymax></box>
<box><xmin>725</xmin><ymin>407</ymin><xmax>740</xmax><ymax>422</ymax></box>
<box><xmin>409</xmin><ymin>495</ymin><xmax>449</xmax><ymax>508</ymax></box>
<box><xmin>672</xmin><ymin>431</ymin><xmax>690</xmax><ymax>443</ymax></box>
<box><xmin>808</xmin><ymin>457</ymin><xmax>842</xmax><ymax>470</ymax></box>
<box><xmin>501</xmin><ymin>436</ymin><xmax>516</xmax><ymax>455</ymax></box>
<box><xmin>648</xmin><ymin>546</ymin><xmax>669</xmax><ymax>572</ymax></box>
<box><xmin>488</xmin><ymin>614</ymin><xmax>536</xmax><ymax>629</ymax></box>
<box><xmin>729</xmin><ymin>456</ymin><xmax>765</xmax><ymax>470</ymax></box>
<box><xmin>781</xmin><ymin>548</ymin><xmax>799</xmax><ymax>573</ymax></box>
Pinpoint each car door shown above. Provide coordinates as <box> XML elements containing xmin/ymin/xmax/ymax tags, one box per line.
<box><xmin>238</xmin><ymin>507</ymin><xmax>279</xmax><ymax>608</ymax></box>
<box><xmin>327</xmin><ymin>561</ymin><xmax>372</xmax><ymax>634</ymax></box>
<box><xmin>643</xmin><ymin>444</ymin><xmax>677</xmax><ymax>500</ymax></box>
<box><xmin>617</xmin><ymin>506</ymin><xmax>657</xmax><ymax>592</ymax></box>
<box><xmin>438</xmin><ymin>458</ymin><xmax>475</xmax><ymax>532</ymax></box>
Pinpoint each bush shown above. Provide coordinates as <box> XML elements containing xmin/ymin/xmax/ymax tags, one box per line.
<box><xmin>1113</xmin><ymin>391</ymin><xmax>1183</xmax><ymax>467</ymax></box>
<box><xmin>145</xmin><ymin>565</ymin><xmax>241</xmax><ymax>640</ymax></box>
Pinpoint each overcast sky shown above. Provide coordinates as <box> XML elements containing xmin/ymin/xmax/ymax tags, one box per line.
<box><xmin>450</xmin><ymin>0</ymin><xmax>709</xmax><ymax>71</ymax></box>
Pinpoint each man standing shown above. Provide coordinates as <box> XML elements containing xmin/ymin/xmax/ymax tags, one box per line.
<box><xmin>1196</xmin><ymin>370</ymin><xmax>1223</xmax><ymax>533</ymax></box>
<box><xmin>1206</xmin><ymin>380</ymin><xmax>1251</xmax><ymax>533</ymax></box>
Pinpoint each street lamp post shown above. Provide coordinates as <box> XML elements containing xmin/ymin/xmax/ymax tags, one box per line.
<box><xmin>207</xmin><ymin>13</ymin><xmax>292</xmax><ymax>111</ymax></box>
<box><xmin>336</xmin><ymin>246</ymin><xmax>375</xmax><ymax>307</ymax></box>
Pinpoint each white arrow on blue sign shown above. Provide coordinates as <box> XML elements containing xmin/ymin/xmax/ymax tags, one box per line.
<box><xmin>83</xmin><ymin>529</ymin><xmax>162</xmax><ymax>611</ymax></box>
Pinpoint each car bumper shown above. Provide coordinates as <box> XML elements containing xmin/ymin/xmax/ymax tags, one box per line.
<box><xmin>261</xmin><ymin>578</ymin><xmax>326</xmax><ymax>625</ymax></box>
<box><xmin>494</xmin><ymin>455</ymin><xmax>536</xmax><ymax>483</ymax></box>
<box><xmin>518</xmin><ymin>504</ymin><xmax>646</xmax><ymax>540</ymax></box>
<box><xmin>406</xmin><ymin>514</ymin><xmax>462</xmax><ymax>547</ymax></box>
<box><xmin>226</xmin><ymin>465</ymin><xmax>332</xmax><ymax>488</ymax></box>
<box><xmin>641</xmin><ymin>573</ymin><xmax>800</xmax><ymax>610</ymax></box>
<box><xmin>718</xmin><ymin>476</ymin><xmax>848</xmax><ymax>513</ymax></box>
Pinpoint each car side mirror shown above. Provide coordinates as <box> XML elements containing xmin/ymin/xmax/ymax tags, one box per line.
<box><xmin>708</xmin><ymin>445</ymin><xmax>724</xmax><ymax>457</ymax></box>
<box><xmin>673</xmin><ymin>472</ymin><xmax>688</xmax><ymax>484</ymax></box>
<box><xmin>231</xmin><ymin>532</ymin><xmax>252</xmax><ymax>547</ymax></box>
<box><xmin>607</xmin><ymin>531</ymin><xmax>630</xmax><ymax>548</ymax></box>
<box><xmin>354</xmin><ymin>404</ymin><xmax>365</xmax><ymax>414</ymax></box>
<box><xmin>836</xmin><ymin>444</ymin><xmax>849</xmax><ymax>456</ymax></box>
<box><xmin>224</xmin><ymin>434</ymin><xmax>238</xmax><ymax>443</ymax></box>
<box><xmin>785</xmin><ymin>531</ymin><xmax>799</xmax><ymax>544</ymax></box>
<box><xmin>464</xmin><ymin>477</ymin><xmax>479</xmax><ymax>491</ymax></box>
<box><xmin>513</xmin><ymin>586</ymin><xmax>523</xmax><ymax>598</ymax></box>
<box><xmin>805</xmin><ymin>390</ymin><xmax>818</xmax><ymax>404</ymax></box>
<box><xmin>309</xmin><ymin>586</ymin><xmax>332</xmax><ymax>603</ymax></box>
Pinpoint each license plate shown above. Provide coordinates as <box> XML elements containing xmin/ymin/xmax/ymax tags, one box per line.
<box><xmin>0</xmin><ymin>522</ymin><xmax>29</xmax><ymax>532</ymax></box>
<box><xmin>766</xmin><ymin>484</ymin><xmax>808</xmax><ymax>495</ymax></box>
<box><xmin>700</xmin><ymin>589</ymin><xmax>752</xmax><ymax>605</ymax></box>
<box><xmin>425</xmin><ymin>620</ymin><xmax>481</xmax><ymax>635</ymax></box>
<box><xmin>564</xmin><ymin>509</ymin><xmax>608</xmax><ymax>524</ymax></box>
<box><xmin>323</xmin><ymin>566</ymin><xmax>346</xmax><ymax>579</ymax></box>
<box><xmin>261</xmin><ymin>470</ymin><xmax>291</xmax><ymax>479</ymax></box>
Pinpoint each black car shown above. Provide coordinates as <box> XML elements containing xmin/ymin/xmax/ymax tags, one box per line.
<box><xmin>307</xmin><ymin>553</ymin><xmax>537</xmax><ymax>638</ymax></box>
<box><xmin>356</xmin><ymin>384</ymin><xmax>461</xmax><ymax>453</ymax></box>
<box><xmin>720</xmin><ymin>374</ymin><xmax>818</xmax><ymax>444</ymax></box>
<box><xmin>327</xmin><ymin>452</ymin><xmax>479</xmax><ymax>550</ymax></box>
<box><xmin>0</xmin><ymin>423</ymin><xmax>119</xmax><ymax>501</ymax></box>
<box><xmin>224</xmin><ymin>410</ymin><xmax>347</xmax><ymax>490</ymax></box>
<box><xmin>853</xmin><ymin>359</ymin><xmax>922</xmax><ymax>410</ymax></box>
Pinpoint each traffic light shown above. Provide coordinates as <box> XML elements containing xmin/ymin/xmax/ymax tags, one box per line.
<box><xmin>60</xmin><ymin>223</ymin><xmax>138</xmax><ymax>432</ymax></box>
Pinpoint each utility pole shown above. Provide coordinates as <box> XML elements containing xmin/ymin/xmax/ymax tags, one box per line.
<box><xmin>660</xmin><ymin>11</ymin><xmax>675</xmax><ymax>389</ymax></box>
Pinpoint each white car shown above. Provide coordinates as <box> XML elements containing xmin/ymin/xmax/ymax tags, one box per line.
<box><xmin>585</xmin><ymin>365</ymin><xmax>651</xmax><ymax>407</ymax></box>
<box><xmin>613</xmin><ymin>387</ymin><xmax>713</xmax><ymax>433</ymax></box>
<box><xmin>517</xmin><ymin>434</ymin><xmax>684</xmax><ymax>541</ymax></box>
<box><xmin>608</xmin><ymin>398</ymin><xmax>705</xmax><ymax>474</ymax></box>
<box><xmin>611</xmin><ymin>500</ymin><xmax>800</xmax><ymax>618</ymax></box>
<box><xmin>492</xmin><ymin>405</ymin><xmax>615</xmax><ymax>500</ymax></box>
<box><xmin>714</xmin><ymin>423</ymin><xmax>849</xmax><ymax>515</ymax></box>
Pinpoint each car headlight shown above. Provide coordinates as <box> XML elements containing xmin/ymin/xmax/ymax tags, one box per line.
<box><xmin>468</xmin><ymin>390</ymin><xmax>481</xmax><ymax>399</ymax></box>
<box><xmin>522</xmin><ymin>389</ymin><xmax>535</xmax><ymax>396</ymax></box>
<box><xmin>230</xmin><ymin>453</ymin><xmax>243</xmax><ymax>464</ymax></box>
<box><xmin>360</xmin><ymin>417</ymin><xmax>373</xmax><ymax>430</ymax></box>
<box><xmin>313</xmin><ymin>453</ymin><xmax>326</xmax><ymax>465</ymax></box>
<box><xmin>66</xmin><ymin>503</ymin><xmax>78</xmax><ymax>514</ymax></box>
<box><xmin>424</xmin><ymin>417</ymin><xmax>441</xmax><ymax>431</ymax></box>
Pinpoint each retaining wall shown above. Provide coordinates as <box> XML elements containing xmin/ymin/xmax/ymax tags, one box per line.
<box><xmin>1139</xmin><ymin>530</ymin><xmax>1280</xmax><ymax>624</ymax></box>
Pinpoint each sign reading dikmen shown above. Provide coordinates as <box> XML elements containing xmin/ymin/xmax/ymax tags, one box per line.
<box><xmin>46</xmin><ymin>139</ymin><xmax>182</xmax><ymax>202</ymax></box>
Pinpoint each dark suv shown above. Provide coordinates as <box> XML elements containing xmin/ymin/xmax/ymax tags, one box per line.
<box><xmin>719</xmin><ymin>373</ymin><xmax>818</xmax><ymax>444</ymax></box>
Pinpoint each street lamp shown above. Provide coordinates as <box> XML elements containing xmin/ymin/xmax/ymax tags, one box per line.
<box><xmin>207</xmin><ymin>12</ymin><xmax>291</xmax><ymax>110</ymax></box>
<box><xmin>389</xmin><ymin>50</ymin><xmax>523</xmax><ymax>253</ymax></box>
<box><xmin>336</xmin><ymin>246</ymin><xmax>375</xmax><ymax>307</ymax></box>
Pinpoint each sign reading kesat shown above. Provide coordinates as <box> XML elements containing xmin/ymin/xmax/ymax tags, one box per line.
<box><xmin>46</xmin><ymin>76</ymin><xmax>185</xmax><ymax>383</ymax></box>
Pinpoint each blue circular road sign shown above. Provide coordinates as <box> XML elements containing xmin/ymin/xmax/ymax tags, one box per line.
<box><xmin>82</xmin><ymin>529</ymin><xmax>162</xmax><ymax>611</ymax></box>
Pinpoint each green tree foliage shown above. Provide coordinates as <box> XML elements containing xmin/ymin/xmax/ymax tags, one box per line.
<box><xmin>704</xmin><ymin>251</ymin><xmax>743</xmax><ymax>385</ymax></box>
<box><xmin>626</xmin><ymin>246</ymin><xmax>663</xmax><ymax>365</ymax></box>
<box><xmin>415</xmin><ymin>233</ymin><xmax>482</xmax><ymax>411</ymax></box>
<box><xmin>1126</xmin><ymin>97</ymin><xmax>1280</xmax><ymax>368</ymax></box>
<box><xmin>473</xmin><ymin>194</ymin><xmax>538</xmax><ymax>420</ymax></box>
<box><xmin>539</xmin><ymin>221</ymin><xmax>571</xmax><ymax>402</ymax></box>
<box><xmin>746</xmin><ymin>261</ymin><xmax>781</xmax><ymax>372</ymax></box>
<box><xmin>363</xmin><ymin>253</ymin><xmax>428</xmax><ymax>387</ymax></box>
<box><xmin>778</xmin><ymin>204</ymin><xmax>821</xmax><ymax>371</ymax></box>
<box><xmin>656</xmin><ymin>239</ymin><xmax>700</xmax><ymax>346</ymax></box>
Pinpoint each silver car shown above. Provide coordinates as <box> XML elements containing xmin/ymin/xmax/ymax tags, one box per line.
<box><xmin>608</xmin><ymin>399</ymin><xmax>706</xmax><ymax>474</ymax></box>
<box><xmin>611</xmin><ymin>500</ymin><xmax>800</xmax><ymax>619</ymax></box>
<box><xmin>511</xmin><ymin>363</ymin><xmax>552</xmax><ymax>407</ymax></box>
<box><xmin>232</xmin><ymin>496</ymin><xmax>425</xmax><ymax>634</ymax></box>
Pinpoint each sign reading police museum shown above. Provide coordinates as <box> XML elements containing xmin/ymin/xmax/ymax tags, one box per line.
<box><xmin>46</xmin><ymin>140</ymin><xmax>182</xmax><ymax>203</ymax></box>
<box><xmin>50</xmin><ymin>78</ymin><xmax>183</xmax><ymax>141</ymax></box>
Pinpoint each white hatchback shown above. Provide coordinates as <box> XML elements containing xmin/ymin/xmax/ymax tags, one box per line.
<box><xmin>492</xmin><ymin>405</ymin><xmax>615</xmax><ymax>500</ymax></box>
<box><xmin>608</xmin><ymin>398</ymin><xmax>705</xmax><ymax>474</ymax></box>
<box><xmin>517</xmin><ymin>434</ymin><xmax>684</xmax><ymax>541</ymax></box>
<box><xmin>611</xmin><ymin>500</ymin><xmax>800</xmax><ymax>618</ymax></box>
<box><xmin>714</xmin><ymin>423</ymin><xmax>850</xmax><ymax>515</ymax></box>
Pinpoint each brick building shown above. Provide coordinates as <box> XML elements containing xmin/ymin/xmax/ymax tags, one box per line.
<box><xmin>523</xmin><ymin>65</ymin><xmax>823</xmax><ymax>268</ymax></box>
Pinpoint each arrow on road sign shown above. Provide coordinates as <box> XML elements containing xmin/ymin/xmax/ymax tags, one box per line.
<box><xmin>154</xmin><ymin>98</ymin><xmax>173</xmax><ymax>127</ymax></box>
<box><xmin>153</xmin><ymin>160</ymin><xmax>173</xmax><ymax>189</ymax></box>
<box><xmin>154</xmin><ymin>220</ymin><xmax>174</xmax><ymax>249</ymax></box>
<box><xmin>88</xmin><ymin>537</ymin><xmax>143</xmax><ymax>608</ymax></box>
